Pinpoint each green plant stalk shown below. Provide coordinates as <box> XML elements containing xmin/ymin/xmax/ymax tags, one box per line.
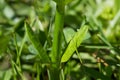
<box><xmin>98</xmin><ymin>62</ymin><xmax>102</xmax><ymax>72</ymax></box>
<box><xmin>51</xmin><ymin>4</ymin><xmax>65</xmax><ymax>64</ymax></box>
<box><xmin>75</xmin><ymin>48</ymin><xmax>82</xmax><ymax>65</ymax></box>
<box><xmin>36</xmin><ymin>64</ymin><xmax>41</xmax><ymax>80</ymax></box>
<box><xmin>7</xmin><ymin>48</ymin><xmax>17</xmax><ymax>80</ymax></box>
<box><xmin>115</xmin><ymin>0</ymin><xmax>120</xmax><ymax>13</ymax></box>
<box><xmin>11</xmin><ymin>60</ymin><xmax>17</xmax><ymax>80</ymax></box>
<box><xmin>50</xmin><ymin>1</ymin><xmax>65</xmax><ymax>80</ymax></box>
<box><xmin>60</xmin><ymin>69</ymin><xmax>65</xmax><ymax>80</ymax></box>
<box><xmin>13</xmin><ymin>33</ymin><xmax>20</xmax><ymax>66</ymax></box>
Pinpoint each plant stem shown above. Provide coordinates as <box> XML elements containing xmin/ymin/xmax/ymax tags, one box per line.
<box><xmin>115</xmin><ymin>0</ymin><xmax>120</xmax><ymax>13</ymax></box>
<box><xmin>51</xmin><ymin>5</ymin><xmax>64</xmax><ymax>64</ymax></box>
<box><xmin>13</xmin><ymin>33</ymin><xmax>20</xmax><ymax>66</ymax></box>
<box><xmin>75</xmin><ymin>48</ymin><xmax>83</xmax><ymax>65</ymax></box>
<box><xmin>50</xmin><ymin>1</ymin><xmax>65</xmax><ymax>80</ymax></box>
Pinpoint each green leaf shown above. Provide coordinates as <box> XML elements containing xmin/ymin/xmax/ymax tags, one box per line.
<box><xmin>53</xmin><ymin>0</ymin><xmax>73</xmax><ymax>5</ymax></box>
<box><xmin>63</xmin><ymin>27</ymin><xmax>76</xmax><ymax>43</ymax></box>
<box><xmin>104</xmin><ymin>66</ymin><xmax>112</xmax><ymax>77</ymax></box>
<box><xmin>65</xmin><ymin>0</ymin><xmax>73</xmax><ymax>5</ymax></box>
<box><xmin>3</xmin><ymin>69</ymin><xmax>12</xmax><ymax>80</ymax></box>
<box><xmin>0</xmin><ymin>35</ymin><xmax>10</xmax><ymax>54</ymax></box>
<box><xmin>61</xmin><ymin>25</ymin><xmax>88</xmax><ymax>62</ymax></box>
<box><xmin>25</xmin><ymin>23</ymin><xmax>50</xmax><ymax>63</ymax></box>
<box><xmin>83</xmin><ymin>66</ymin><xmax>110</xmax><ymax>80</ymax></box>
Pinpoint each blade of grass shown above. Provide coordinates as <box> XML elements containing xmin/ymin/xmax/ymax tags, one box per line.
<box><xmin>15</xmin><ymin>33</ymin><xmax>27</xmax><ymax>66</ymax></box>
<box><xmin>11</xmin><ymin>60</ymin><xmax>17</xmax><ymax>80</ymax></box>
<box><xmin>36</xmin><ymin>63</ymin><xmax>41</xmax><ymax>80</ymax></box>
<box><xmin>11</xmin><ymin>61</ymin><xmax>26</xmax><ymax>80</ymax></box>
<box><xmin>3</xmin><ymin>69</ymin><xmax>12</xmax><ymax>80</ymax></box>
<box><xmin>97</xmin><ymin>34</ymin><xmax>113</xmax><ymax>48</ymax></box>
<box><xmin>81</xmin><ymin>45</ymin><xmax>111</xmax><ymax>49</ymax></box>
<box><xmin>13</xmin><ymin>33</ymin><xmax>19</xmax><ymax>65</ymax></box>
<box><xmin>25</xmin><ymin>22</ymin><xmax>50</xmax><ymax>63</ymax></box>
<box><xmin>83</xmin><ymin>66</ymin><xmax>111</xmax><ymax>80</ymax></box>
<box><xmin>97</xmin><ymin>34</ymin><xmax>120</xmax><ymax>54</ymax></box>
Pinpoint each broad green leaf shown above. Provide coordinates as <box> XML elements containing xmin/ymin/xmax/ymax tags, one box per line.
<box><xmin>25</xmin><ymin>23</ymin><xmax>50</xmax><ymax>63</ymax></box>
<box><xmin>61</xmin><ymin>25</ymin><xmax>88</xmax><ymax>62</ymax></box>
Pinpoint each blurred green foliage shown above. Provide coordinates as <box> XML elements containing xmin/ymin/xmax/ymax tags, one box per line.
<box><xmin>0</xmin><ymin>0</ymin><xmax>120</xmax><ymax>80</ymax></box>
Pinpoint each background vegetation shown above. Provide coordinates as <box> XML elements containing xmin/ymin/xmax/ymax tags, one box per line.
<box><xmin>0</xmin><ymin>0</ymin><xmax>120</xmax><ymax>80</ymax></box>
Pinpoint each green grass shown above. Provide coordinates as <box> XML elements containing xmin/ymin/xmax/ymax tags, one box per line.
<box><xmin>0</xmin><ymin>0</ymin><xmax>120</xmax><ymax>80</ymax></box>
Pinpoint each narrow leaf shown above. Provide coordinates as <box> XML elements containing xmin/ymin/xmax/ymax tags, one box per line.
<box><xmin>61</xmin><ymin>25</ymin><xmax>88</xmax><ymax>62</ymax></box>
<box><xmin>3</xmin><ymin>69</ymin><xmax>12</xmax><ymax>80</ymax></box>
<box><xmin>25</xmin><ymin>23</ymin><xmax>49</xmax><ymax>63</ymax></box>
